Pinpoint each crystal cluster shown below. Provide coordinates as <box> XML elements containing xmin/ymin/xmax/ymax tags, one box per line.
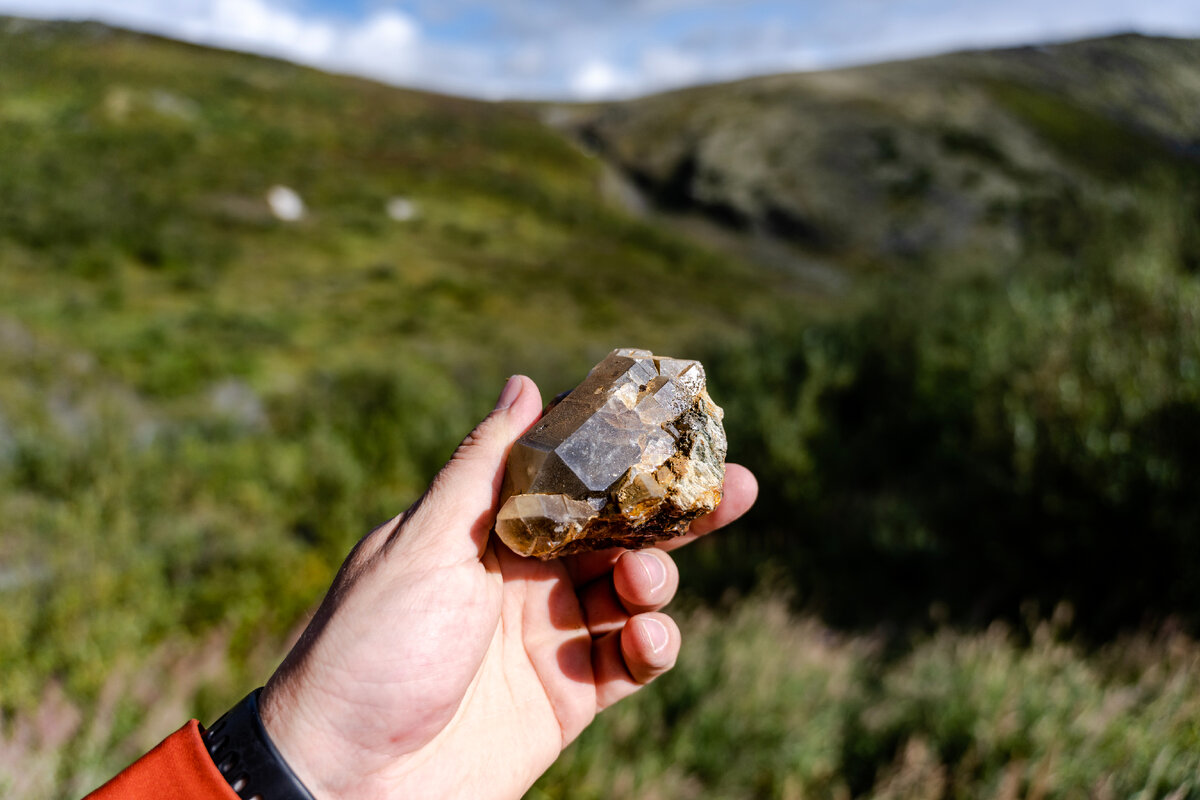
<box><xmin>495</xmin><ymin>348</ymin><xmax>727</xmax><ymax>559</ymax></box>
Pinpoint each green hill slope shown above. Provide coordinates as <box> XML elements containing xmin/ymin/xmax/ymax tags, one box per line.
<box><xmin>0</xmin><ymin>17</ymin><xmax>789</xmax><ymax>378</ymax></box>
<box><xmin>568</xmin><ymin>33</ymin><xmax>1200</xmax><ymax>633</ymax></box>
<box><xmin>0</xmin><ymin>12</ymin><xmax>792</xmax><ymax>727</ymax></box>
<box><xmin>574</xmin><ymin>34</ymin><xmax>1200</xmax><ymax>268</ymax></box>
<box><xmin>2</xmin><ymin>19</ymin><xmax>1200</xmax><ymax>798</ymax></box>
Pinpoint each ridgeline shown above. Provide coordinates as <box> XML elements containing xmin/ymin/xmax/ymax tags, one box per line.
<box><xmin>2</xmin><ymin>18</ymin><xmax>1199</xmax><ymax>797</ymax></box>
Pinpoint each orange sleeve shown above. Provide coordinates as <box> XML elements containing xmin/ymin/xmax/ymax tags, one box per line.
<box><xmin>85</xmin><ymin>720</ymin><xmax>239</xmax><ymax>800</ymax></box>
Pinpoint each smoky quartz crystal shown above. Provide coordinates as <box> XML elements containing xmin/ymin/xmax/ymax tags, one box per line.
<box><xmin>495</xmin><ymin>348</ymin><xmax>726</xmax><ymax>559</ymax></box>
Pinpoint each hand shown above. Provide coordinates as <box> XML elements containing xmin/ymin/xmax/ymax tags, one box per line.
<box><xmin>259</xmin><ymin>375</ymin><xmax>757</xmax><ymax>800</ymax></box>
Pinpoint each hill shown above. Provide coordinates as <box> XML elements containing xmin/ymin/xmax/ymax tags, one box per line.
<box><xmin>573</xmin><ymin>34</ymin><xmax>1200</xmax><ymax>269</ymax></box>
<box><xmin>2</xmin><ymin>18</ymin><xmax>1200</xmax><ymax>798</ymax></box>
<box><xmin>0</xmin><ymin>15</ymin><xmax>798</xmax><ymax>779</ymax></box>
<box><xmin>564</xmin><ymin>33</ymin><xmax>1200</xmax><ymax>633</ymax></box>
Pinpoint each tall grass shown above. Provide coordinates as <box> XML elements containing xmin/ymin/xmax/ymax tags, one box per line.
<box><xmin>8</xmin><ymin>595</ymin><xmax>1199</xmax><ymax>799</ymax></box>
<box><xmin>540</xmin><ymin>596</ymin><xmax>1200</xmax><ymax>799</ymax></box>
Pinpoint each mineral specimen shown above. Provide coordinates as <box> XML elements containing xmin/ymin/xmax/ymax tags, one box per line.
<box><xmin>495</xmin><ymin>348</ymin><xmax>727</xmax><ymax>559</ymax></box>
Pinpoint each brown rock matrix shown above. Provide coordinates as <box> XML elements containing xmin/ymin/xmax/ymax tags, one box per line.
<box><xmin>495</xmin><ymin>348</ymin><xmax>727</xmax><ymax>559</ymax></box>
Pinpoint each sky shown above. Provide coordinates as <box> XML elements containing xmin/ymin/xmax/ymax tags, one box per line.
<box><xmin>1</xmin><ymin>0</ymin><xmax>1198</xmax><ymax>100</ymax></box>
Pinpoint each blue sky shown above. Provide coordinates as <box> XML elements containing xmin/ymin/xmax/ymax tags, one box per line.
<box><xmin>1</xmin><ymin>0</ymin><xmax>1198</xmax><ymax>100</ymax></box>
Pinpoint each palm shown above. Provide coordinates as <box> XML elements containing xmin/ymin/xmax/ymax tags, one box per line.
<box><xmin>365</xmin><ymin>541</ymin><xmax>622</xmax><ymax>789</ymax></box>
<box><xmin>266</xmin><ymin>533</ymin><xmax>604</xmax><ymax>796</ymax></box>
<box><xmin>261</xmin><ymin>376</ymin><xmax>755</xmax><ymax>800</ymax></box>
<box><xmin>387</xmin><ymin>544</ymin><xmax>599</xmax><ymax>759</ymax></box>
<box><xmin>426</xmin><ymin>549</ymin><xmax>602</xmax><ymax>779</ymax></box>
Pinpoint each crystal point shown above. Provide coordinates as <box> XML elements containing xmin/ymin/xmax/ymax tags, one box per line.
<box><xmin>496</xmin><ymin>349</ymin><xmax>727</xmax><ymax>559</ymax></box>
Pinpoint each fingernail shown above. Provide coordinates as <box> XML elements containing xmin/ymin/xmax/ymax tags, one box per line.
<box><xmin>494</xmin><ymin>375</ymin><xmax>522</xmax><ymax>411</ymax></box>
<box><xmin>642</xmin><ymin>617</ymin><xmax>669</xmax><ymax>654</ymax></box>
<box><xmin>635</xmin><ymin>551</ymin><xmax>667</xmax><ymax>593</ymax></box>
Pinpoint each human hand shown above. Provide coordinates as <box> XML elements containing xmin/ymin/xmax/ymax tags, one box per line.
<box><xmin>259</xmin><ymin>375</ymin><xmax>757</xmax><ymax>800</ymax></box>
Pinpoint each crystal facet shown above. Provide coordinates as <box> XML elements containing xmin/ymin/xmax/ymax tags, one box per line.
<box><xmin>495</xmin><ymin>348</ymin><xmax>727</xmax><ymax>559</ymax></box>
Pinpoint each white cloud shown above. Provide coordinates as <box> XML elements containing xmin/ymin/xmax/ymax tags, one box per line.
<box><xmin>1</xmin><ymin>0</ymin><xmax>1199</xmax><ymax>100</ymax></box>
<box><xmin>640</xmin><ymin>46</ymin><xmax>703</xmax><ymax>90</ymax></box>
<box><xmin>176</xmin><ymin>0</ymin><xmax>338</xmax><ymax>61</ymax></box>
<box><xmin>571</xmin><ymin>60</ymin><xmax>628</xmax><ymax>100</ymax></box>
<box><xmin>336</xmin><ymin>11</ymin><xmax>420</xmax><ymax>81</ymax></box>
<box><xmin>506</xmin><ymin>45</ymin><xmax>547</xmax><ymax>77</ymax></box>
<box><xmin>0</xmin><ymin>0</ymin><xmax>420</xmax><ymax>80</ymax></box>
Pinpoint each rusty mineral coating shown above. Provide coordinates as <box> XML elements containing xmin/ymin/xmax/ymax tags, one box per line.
<box><xmin>495</xmin><ymin>348</ymin><xmax>727</xmax><ymax>559</ymax></box>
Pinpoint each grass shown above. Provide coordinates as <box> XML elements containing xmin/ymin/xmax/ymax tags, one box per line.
<box><xmin>8</xmin><ymin>595</ymin><xmax>1200</xmax><ymax>799</ymax></box>
<box><xmin>2</xmin><ymin>17</ymin><xmax>1200</xmax><ymax>799</ymax></box>
<box><xmin>0</xmin><ymin>14</ymin><xmax>797</xmax><ymax>726</ymax></box>
<box><xmin>534</xmin><ymin>595</ymin><xmax>1200</xmax><ymax>798</ymax></box>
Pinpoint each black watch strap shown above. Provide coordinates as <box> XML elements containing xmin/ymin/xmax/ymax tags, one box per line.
<box><xmin>202</xmin><ymin>688</ymin><xmax>317</xmax><ymax>800</ymax></box>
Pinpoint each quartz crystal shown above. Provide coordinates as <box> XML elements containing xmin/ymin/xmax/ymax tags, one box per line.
<box><xmin>495</xmin><ymin>348</ymin><xmax>727</xmax><ymax>559</ymax></box>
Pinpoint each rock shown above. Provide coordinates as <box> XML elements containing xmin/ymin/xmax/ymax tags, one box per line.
<box><xmin>208</xmin><ymin>379</ymin><xmax>267</xmax><ymax>429</ymax></box>
<box><xmin>0</xmin><ymin>407</ymin><xmax>14</xmax><ymax>470</ymax></box>
<box><xmin>386</xmin><ymin>196</ymin><xmax>419</xmax><ymax>221</ymax></box>
<box><xmin>495</xmin><ymin>348</ymin><xmax>726</xmax><ymax>559</ymax></box>
<box><xmin>267</xmin><ymin>185</ymin><xmax>305</xmax><ymax>221</ymax></box>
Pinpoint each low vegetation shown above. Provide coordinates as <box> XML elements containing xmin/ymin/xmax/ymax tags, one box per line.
<box><xmin>2</xmin><ymin>18</ymin><xmax>1199</xmax><ymax>798</ymax></box>
<box><xmin>536</xmin><ymin>595</ymin><xmax>1200</xmax><ymax>799</ymax></box>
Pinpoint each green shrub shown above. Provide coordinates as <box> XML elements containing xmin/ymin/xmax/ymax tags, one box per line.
<box><xmin>696</xmin><ymin>199</ymin><xmax>1200</xmax><ymax>634</ymax></box>
<box><xmin>533</xmin><ymin>596</ymin><xmax>1200</xmax><ymax>799</ymax></box>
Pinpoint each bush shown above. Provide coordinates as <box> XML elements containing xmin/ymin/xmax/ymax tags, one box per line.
<box><xmin>695</xmin><ymin>203</ymin><xmax>1200</xmax><ymax>634</ymax></box>
<box><xmin>533</xmin><ymin>595</ymin><xmax>1200</xmax><ymax>799</ymax></box>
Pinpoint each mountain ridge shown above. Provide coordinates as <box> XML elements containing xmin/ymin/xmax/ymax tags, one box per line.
<box><xmin>570</xmin><ymin>32</ymin><xmax>1200</xmax><ymax>267</ymax></box>
<box><xmin>7</xmin><ymin>16</ymin><xmax>1199</xmax><ymax>278</ymax></box>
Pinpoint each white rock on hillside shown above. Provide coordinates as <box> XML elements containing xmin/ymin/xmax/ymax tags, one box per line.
<box><xmin>387</xmin><ymin>196</ymin><xmax>418</xmax><ymax>221</ymax></box>
<box><xmin>267</xmin><ymin>185</ymin><xmax>305</xmax><ymax>221</ymax></box>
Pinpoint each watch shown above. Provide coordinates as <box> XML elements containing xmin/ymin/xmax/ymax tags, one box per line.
<box><xmin>202</xmin><ymin>688</ymin><xmax>316</xmax><ymax>800</ymax></box>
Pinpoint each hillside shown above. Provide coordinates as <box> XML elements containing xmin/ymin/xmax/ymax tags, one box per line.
<box><xmin>2</xmin><ymin>18</ymin><xmax>1200</xmax><ymax>798</ymax></box>
<box><xmin>560</xmin><ymin>33</ymin><xmax>1200</xmax><ymax>635</ymax></box>
<box><xmin>573</xmin><ymin>34</ymin><xmax>1200</xmax><ymax>269</ymax></box>
<box><xmin>0</xmin><ymin>13</ymin><xmax>798</xmax><ymax>771</ymax></box>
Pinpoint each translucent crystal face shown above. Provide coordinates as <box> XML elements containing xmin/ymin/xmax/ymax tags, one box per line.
<box><xmin>496</xmin><ymin>348</ymin><xmax>727</xmax><ymax>559</ymax></box>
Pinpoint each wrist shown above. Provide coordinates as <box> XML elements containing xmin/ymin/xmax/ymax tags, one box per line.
<box><xmin>258</xmin><ymin>681</ymin><xmax>358</xmax><ymax>800</ymax></box>
<box><xmin>258</xmin><ymin>678</ymin><xmax>402</xmax><ymax>800</ymax></box>
<box><xmin>257</xmin><ymin>678</ymin><xmax>542</xmax><ymax>800</ymax></box>
<box><xmin>204</xmin><ymin>688</ymin><xmax>316</xmax><ymax>800</ymax></box>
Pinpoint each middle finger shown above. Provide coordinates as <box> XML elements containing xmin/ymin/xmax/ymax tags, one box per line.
<box><xmin>579</xmin><ymin>550</ymin><xmax>679</xmax><ymax>636</ymax></box>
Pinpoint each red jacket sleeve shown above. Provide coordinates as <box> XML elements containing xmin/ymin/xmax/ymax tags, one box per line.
<box><xmin>85</xmin><ymin>720</ymin><xmax>239</xmax><ymax>800</ymax></box>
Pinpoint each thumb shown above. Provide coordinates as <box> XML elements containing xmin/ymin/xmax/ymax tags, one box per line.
<box><xmin>403</xmin><ymin>374</ymin><xmax>543</xmax><ymax>560</ymax></box>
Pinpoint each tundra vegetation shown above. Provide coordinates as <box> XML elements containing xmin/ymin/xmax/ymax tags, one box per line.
<box><xmin>1</xmin><ymin>19</ymin><xmax>1198</xmax><ymax>798</ymax></box>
